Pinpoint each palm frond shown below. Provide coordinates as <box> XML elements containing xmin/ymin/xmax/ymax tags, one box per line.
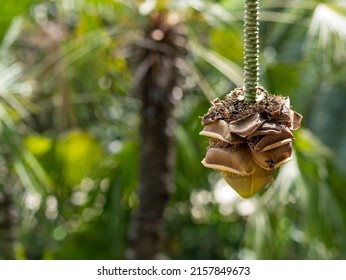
<box><xmin>190</xmin><ymin>42</ymin><xmax>243</xmax><ymax>87</ymax></box>
<box><xmin>0</xmin><ymin>103</ymin><xmax>52</xmax><ymax>195</ymax></box>
<box><xmin>307</xmin><ymin>3</ymin><xmax>346</xmax><ymax>63</ymax></box>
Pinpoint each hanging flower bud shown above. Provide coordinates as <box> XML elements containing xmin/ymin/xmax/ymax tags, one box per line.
<box><xmin>200</xmin><ymin>86</ymin><xmax>302</xmax><ymax>198</ymax></box>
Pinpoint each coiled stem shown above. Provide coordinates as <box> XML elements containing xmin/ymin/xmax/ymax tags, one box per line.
<box><xmin>243</xmin><ymin>0</ymin><xmax>260</xmax><ymax>103</ymax></box>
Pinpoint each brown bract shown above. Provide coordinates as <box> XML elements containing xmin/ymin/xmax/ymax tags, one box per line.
<box><xmin>199</xmin><ymin>87</ymin><xmax>302</xmax><ymax>198</ymax></box>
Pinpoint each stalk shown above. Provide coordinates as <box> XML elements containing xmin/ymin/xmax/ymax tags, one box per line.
<box><xmin>243</xmin><ymin>0</ymin><xmax>260</xmax><ymax>102</ymax></box>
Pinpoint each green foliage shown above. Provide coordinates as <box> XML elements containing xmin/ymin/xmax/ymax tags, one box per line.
<box><xmin>1</xmin><ymin>0</ymin><xmax>346</xmax><ymax>260</ymax></box>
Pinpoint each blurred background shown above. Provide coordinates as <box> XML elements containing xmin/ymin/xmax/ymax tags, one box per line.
<box><xmin>1</xmin><ymin>0</ymin><xmax>346</xmax><ymax>260</ymax></box>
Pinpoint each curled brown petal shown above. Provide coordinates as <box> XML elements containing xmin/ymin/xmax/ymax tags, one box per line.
<box><xmin>249</xmin><ymin>143</ymin><xmax>293</xmax><ymax>170</ymax></box>
<box><xmin>288</xmin><ymin>110</ymin><xmax>303</xmax><ymax>130</ymax></box>
<box><xmin>199</xmin><ymin>120</ymin><xmax>245</xmax><ymax>144</ymax></box>
<box><xmin>280</xmin><ymin>97</ymin><xmax>291</xmax><ymax>121</ymax></box>
<box><xmin>228</xmin><ymin>113</ymin><xmax>265</xmax><ymax>138</ymax></box>
<box><xmin>249</xmin><ymin>121</ymin><xmax>282</xmax><ymax>137</ymax></box>
<box><xmin>199</xmin><ymin>119</ymin><xmax>230</xmax><ymax>142</ymax></box>
<box><xmin>222</xmin><ymin>166</ymin><xmax>273</xmax><ymax>198</ymax></box>
<box><xmin>201</xmin><ymin>145</ymin><xmax>257</xmax><ymax>175</ymax></box>
<box><xmin>250</xmin><ymin>125</ymin><xmax>294</xmax><ymax>152</ymax></box>
<box><xmin>270</xmin><ymin>97</ymin><xmax>291</xmax><ymax>123</ymax></box>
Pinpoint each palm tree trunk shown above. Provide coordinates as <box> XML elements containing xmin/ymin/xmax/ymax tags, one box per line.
<box><xmin>129</xmin><ymin>12</ymin><xmax>186</xmax><ymax>259</ymax></box>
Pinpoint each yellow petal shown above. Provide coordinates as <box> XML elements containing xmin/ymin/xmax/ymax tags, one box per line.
<box><xmin>222</xmin><ymin>166</ymin><xmax>273</xmax><ymax>198</ymax></box>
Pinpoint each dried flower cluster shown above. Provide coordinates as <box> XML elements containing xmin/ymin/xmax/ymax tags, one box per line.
<box><xmin>200</xmin><ymin>87</ymin><xmax>302</xmax><ymax>198</ymax></box>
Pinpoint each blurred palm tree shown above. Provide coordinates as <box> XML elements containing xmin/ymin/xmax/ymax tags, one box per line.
<box><xmin>127</xmin><ymin>11</ymin><xmax>188</xmax><ymax>259</ymax></box>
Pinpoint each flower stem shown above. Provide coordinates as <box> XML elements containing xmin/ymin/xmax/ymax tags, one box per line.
<box><xmin>243</xmin><ymin>0</ymin><xmax>260</xmax><ymax>103</ymax></box>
